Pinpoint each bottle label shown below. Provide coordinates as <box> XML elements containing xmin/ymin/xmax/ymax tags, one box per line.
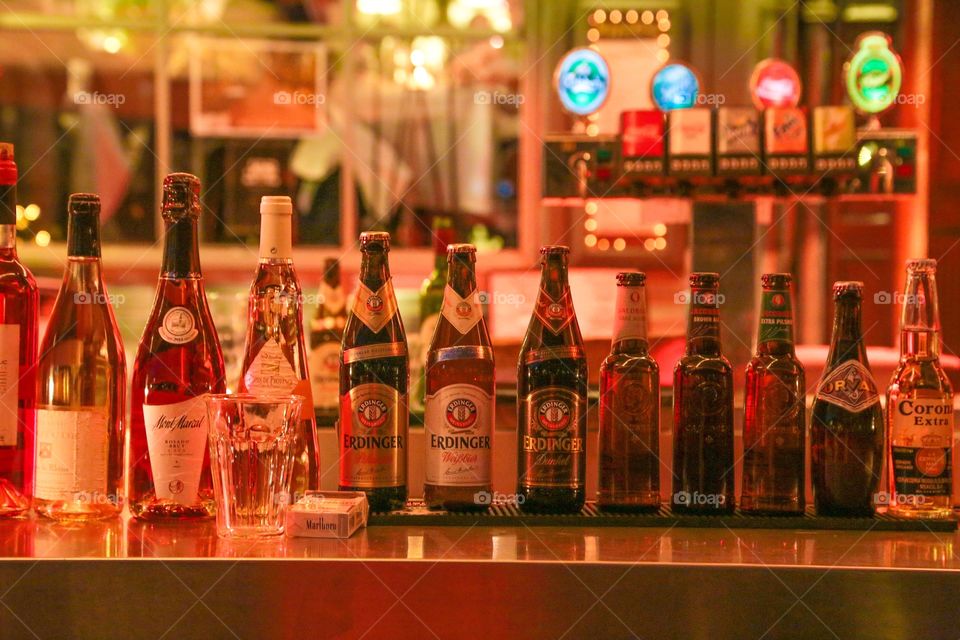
<box><xmin>310</xmin><ymin>340</ymin><xmax>341</xmax><ymax>409</ymax></box>
<box><xmin>612</xmin><ymin>286</ymin><xmax>646</xmax><ymax>344</ymax></box>
<box><xmin>244</xmin><ymin>338</ymin><xmax>300</xmax><ymax>393</ymax></box>
<box><xmin>342</xmin><ymin>341</ymin><xmax>407</xmax><ymax>364</ymax></box>
<box><xmin>688</xmin><ymin>291</ymin><xmax>720</xmax><ymax>338</ymax></box>
<box><xmin>891</xmin><ymin>393</ymin><xmax>953</xmax><ymax>498</ymax></box>
<box><xmin>352</xmin><ymin>282</ymin><xmax>398</xmax><ymax>334</ymax></box>
<box><xmin>758</xmin><ymin>290</ymin><xmax>794</xmax><ymax>343</ymax></box>
<box><xmin>524</xmin><ymin>346</ymin><xmax>585</xmax><ymax>365</ymax></box>
<box><xmin>534</xmin><ymin>289</ymin><xmax>575</xmax><ymax>335</ymax></box>
<box><xmin>425</xmin><ymin>383</ymin><xmax>493</xmax><ymax>486</ymax></box>
<box><xmin>34</xmin><ymin>408</ymin><xmax>109</xmax><ymax>502</ymax></box>
<box><xmin>319</xmin><ymin>282</ymin><xmax>346</xmax><ymax>316</ymax></box>
<box><xmin>440</xmin><ymin>286</ymin><xmax>483</xmax><ymax>335</ymax></box>
<box><xmin>815</xmin><ymin>360</ymin><xmax>880</xmax><ymax>413</ymax></box>
<box><xmin>143</xmin><ymin>396</ymin><xmax>209</xmax><ymax>506</ymax></box>
<box><xmin>339</xmin><ymin>383</ymin><xmax>406</xmax><ymax>488</ymax></box>
<box><xmin>159</xmin><ymin>307</ymin><xmax>199</xmax><ymax>345</ymax></box>
<box><xmin>0</xmin><ymin>324</ymin><xmax>19</xmax><ymax>446</ymax></box>
<box><xmin>520</xmin><ymin>386</ymin><xmax>585</xmax><ymax>488</ymax></box>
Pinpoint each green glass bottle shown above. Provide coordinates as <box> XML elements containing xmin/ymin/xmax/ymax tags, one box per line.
<box><xmin>414</xmin><ymin>217</ymin><xmax>455</xmax><ymax>412</ymax></box>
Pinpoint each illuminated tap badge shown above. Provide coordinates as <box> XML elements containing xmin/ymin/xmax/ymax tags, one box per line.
<box><xmin>763</xmin><ymin>107</ymin><xmax>809</xmax><ymax>174</ymax></box>
<box><xmin>554</xmin><ymin>48</ymin><xmax>611</xmax><ymax>117</ymax></box>
<box><xmin>651</xmin><ymin>63</ymin><xmax>700</xmax><ymax>111</ymax></box>
<box><xmin>620</xmin><ymin>110</ymin><xmax>664</xmax><ymax>175</ymax></box>
<box><xmin>716</xmin><ymin>107</ymin><xmax>761</xmax><ymax>175</ymax></box>
<box><xmin>749</xmin><ymin>58</ymin><xmax>802</xmax><ymax>110</ymax></box>
<box><xmin>667</xmin><ymin>108</ymin><xmax>713</xmax><ymax>176</ymax></box>
<box><xmin>845</xmin><ymin>31</ymin><xmax>903</xmax><ymax>115</ymax></box>
<box><xmin>813</xmin><ymin>106</ymin><xmax>857</xmax><ymax>173</ymax></box>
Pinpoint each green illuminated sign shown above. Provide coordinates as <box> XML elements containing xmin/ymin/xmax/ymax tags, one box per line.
<box><xmin>554</xmin><ymin>48</ymin><xmax>611</xmax><ymax>117</ymax></box>
<box><xmin>845</xmin><ymin>31</ymin><xmax>903</xmax><ymax>115</ymax></box>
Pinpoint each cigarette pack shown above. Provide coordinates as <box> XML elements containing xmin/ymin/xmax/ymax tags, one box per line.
<box><xmin>285</xmin><ymin>491</ymin><xmax>369</xmax><ymax>539</ymax></box>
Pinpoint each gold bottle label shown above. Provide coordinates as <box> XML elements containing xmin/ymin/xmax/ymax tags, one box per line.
<box><xmin>339</xmin><ymin>383</ymin><xmax>406</xmax><ymax>488</ymax></box>
<box><xmin>352</xmin><ymin>281</ymin><xmax>398</xmax><ymax>334</ymax></box>
<box><xmin>440</xmin><ymin>285</ymin><xmax>483</xmax><ymax>335</ymax></box>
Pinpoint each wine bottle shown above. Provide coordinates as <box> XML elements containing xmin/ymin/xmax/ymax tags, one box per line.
<box><xmin>34</xmin><ymin>194</ymin><xmax>125</xmax><ymax>521</ymax></box>
<box><xmin>0</xmin><ymin>143</ymin><xmax>38</xmax><ymax>517</ymax></box>
<box><xmin>129</xmin><ymin>173</ymin><xmax>224</xmax><ymax>520</ymax></box>
<box><xmin>238</xmin><ymin>195</ymin><xmax>319</xmax><ymax>499</ymax></box>
<box><xmin>309</xmin><ymin>257</ymin><xmax>346</xmax><ymax>414</ymax></box>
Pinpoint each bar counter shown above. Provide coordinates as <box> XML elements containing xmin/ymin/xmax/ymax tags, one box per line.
<box><xmin>0</xmin><ymin>515</ymin><xmax>958</xmax><ymax>639</ymax></box>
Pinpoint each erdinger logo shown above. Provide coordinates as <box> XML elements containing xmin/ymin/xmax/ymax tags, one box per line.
<box><xmin>455</xmin><ymin>301</ymin><xmax>472</xmax><ymax>318</ymax></box>
<box><xmin>546</xmin><ymin>302</ymin><xmax>565</xmax><ymax>319</ymax></box>
<box><xmin>446</xmin><ymin>398</ymin><xmax>478</xmax><ymax>430</ymax></box>
<box><xmin>357</xmin><ymin>399</ymin><xmax>389</xmax><ymax>429</ymax></box>
<box><xmin>771</xmin><ymin>293</ymin><xmax>785</xmax><ymax>307</ymax></box>
<box><xmin>365</xmin><ymin>294</ymin><xmax>384</xmax><ymax>314</ymax></box>
<box><xmin>538</xmin><ymin>399</ymin><xmax>571</xmax><ymax>432</ymax></box>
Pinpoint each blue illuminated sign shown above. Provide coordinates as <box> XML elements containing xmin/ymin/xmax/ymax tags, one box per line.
<box><xmin>651</xmin><ymin>63</ymin><xmax>700</xmax><ymax>111</ymax></box>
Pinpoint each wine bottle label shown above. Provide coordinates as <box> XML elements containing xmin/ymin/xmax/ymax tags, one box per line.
<box><xmin>352</xmin><ymin>282</ymin><xmax>398</xmax><ymax>334</ymax></box>
<box><xmin>758</xmin><ymin>290</ymin><xmax>794</xmax><ymax>343</ymax></box>
<box><xmin>440</xmin><ymin>286</ymin><xmax>483</xmax><ymax>335</ymax></box>
<box><xmin>339</xmin><ymin>383</ymin><xmax>406</xmax><ymax>488</ymax></box>
<box><xmin>612</xmin><ymin>286</ymin><xmax>646</xmax><ymax>344</ymax></box>
<box><xmin>342</xmin><ymin>341</ymin><xmax>407</xmax><ymax>364</ymax></box>
<box><xmin>424</xmin><ymin>383</ymin><xmax>493</xmax><ymax>486</ymax></box>
<box><xmin>319</xmin><ymin>282</ymin><xmax>346</xmax><ymax>315</ymax></box>
<box><xmin>534</xmin><ymin>289</ymin><xmax>575</xmax><ymax>335</ymax></box>
<box><xmin>309</xmin><ymin>340</ymin><xmax>341</xmax><ymax>409</ymax></box>
<box><xmin>143</xmin><ymin>396</ymin><xmax>209</xmax><ymax>506</ymax></box>
<box><xmin>34</xmin><ymin>408</ymin><xmax>109</xmax><ymax>502</ymax></box>
<box><xmin>244</xmin><ymin>338</ymin><xmax>300</xmax><ymax>393</ymax></box>
<box><xmin>0</xmin><ymin>324</ymin><xmax>19</xmax><ymax>446</ymax></box>
<box><xmin>159</xmin><ymin>307</ymin><xmax>198</xmax><ymax>345</ymax></box>
<box><xmin>520</xmin><ymin>386</ymin><xmax>585</xmax><ymax>488</ymax></box>
<box><xmin>891</xmin><ymin>392</ymin><xmax>953</xmax><ymax>498</ymax></box>
<box><xmin>815</xmin><ymin>360</ymin><xmax>880</xmax><ymax>413</ymax></box>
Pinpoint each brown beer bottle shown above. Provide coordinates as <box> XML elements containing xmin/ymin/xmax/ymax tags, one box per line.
<box><xmin>598</xmin><ymin>272</ymin><xmax>660</xmax><ymax>512</ymax></box>
<box><xmin>424</xmin><ymin>244</ymin><xmax>494</xmax><ymax>510</ymax></box>
<box><xmin>517</xmin><ymin>246</ymin><xmax>587</xmax><ymax>513</ymax></box>
<box><xmin>339</xmin><ymin>232</ymin><xmax>408</xmax><ymax>511</ymax></box>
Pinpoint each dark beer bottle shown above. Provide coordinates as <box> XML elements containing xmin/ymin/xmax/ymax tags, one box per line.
<box><xmin>811</xmin><ymin>281</ymin><xmax>883</xmax><ymax>517</ymax></box>
<box><xmin>309</xmin><ymin>257</ymin><xmax>347</xmax><ymax>414</ymax></box>
<box><xmin>517</xmin><ymin>246</ymin><xmax>587</xmax><ymax>513</ymax></box>
<box><xmin>339</xmin><ymin>232</ymin><xmax>408</xmax><ymax>511</ymax></box>
<box><xmin>598</xmin><ymin>272</ymin><xmax>660</xmax><ymax>512</ymax></box>
<box><xmin>741</xmin><ymin>273</ymin><xmax>805</xmax><ymax>514</ymax></box>
<box><xmin>672</xmin><ymin>273</ymin><xmax>734</xmax><ymax>514</ymax></box>
<box><xmin>424</xmin><ymin>244</ymin><xmax>494</xmax><ymax>510</ymax></box>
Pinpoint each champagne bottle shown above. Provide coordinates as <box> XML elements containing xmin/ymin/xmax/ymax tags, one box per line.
<box><xmin>239</xmin><ymin>195</ymin><xmax>319</xmax><ymax>499</ymax></box>
<box><xmin>129</xmin><ymin>173</ymin><xmax>224</xmax><ymax>520</ymax></box>
<box><xmin>34</xmin><ymin>194</ymin><xmax>125</xmax><ymax>521</ymax></box>
<box><xmin>0</xmin><ymin>143</ymin><xmax>38</xmax><ymax>517</ymax></box>
<box><xmin>309</xmin><ymin>257</ymin><xmax>346</xmax><ymax>414</ymax></box>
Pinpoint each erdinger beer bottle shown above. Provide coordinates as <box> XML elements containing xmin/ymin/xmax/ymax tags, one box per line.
<box><xmin>339</xmin><ymin>232</ymin><xmax>408</xmax><ymax>511</ymax></box>
<box><xmin>741</xmin><ymin>274</ymin><xmax>805</xmax><ymax>514</ymax></box>
<box><xmin>517</xmin><ymin>246</ymin><xmax>586</xmax><ymax>513</ymax></box>
<box><xmin>887</xmin><ymin>260</ymin><xmax>953</xmax><ymax>518</ymax></box>
<box><xmin>424</xmin><ymin>244</ymin><xmax>494</xmax><ymax>510</ymax></box>
<box><xmin>672</xmin><ymin>273</ymin><xmax>734</xmax><ymax>514</ymax></box>
<box><xmin>811</xmin><ymin>281</ymin><xmax>883</xmax><ymax>517</ymax></box>
<box><xmin>598</xmin><ymin>272</ymin><xmax>660</xmax><ymax>512</ymax></box>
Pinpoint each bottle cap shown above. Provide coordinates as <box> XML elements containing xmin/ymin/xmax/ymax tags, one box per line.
<box><xmin>832</xmin><ymin>280</ymin><xmax>863</xmax><ymax>299</ymax></box>
<box><xmin>68</xmin><ymin>193</ymin><xmax>101</xmax><ymax>216</ymax></box>
<box><xmin>761</xmin><ymin>273</ymin><xmax>792</xmax><ymax>289</ymax></box>
<box><xmin>616</xmin><ymin>271</ymin><xmax>646</xmax><ymax>286</ymax></box>
<box><xmin>447</xmin><ymin>243</ymin><xmax>476</xmax><ymax>255</ymax></box>
<box><xmin>906</xmin><ymin>258</ymin><xmax>937</xmax><ymax>272</ymax></box>
<box><xmin>689</xmin><ymin>272</ymin><xmax>720</xmax><ymax>288</ymax></box>
<box><xmin>359</xmin><ymin>231</ymin><xmax>391</xmax><ymax>251</ymax></box>
<box><xmin>540</xmin><ymin>245</ymin><xmax>570</xmax><ymax>256</ymax></box>
<box><xmin>260</xmin><ymin>195</ymin><xmax>293</xmax><ymax>216</ymax></box>
<box><xmin>162</xmin><ymin>173</ymin><xmax>201</xmax><ymax>220</ymax></box>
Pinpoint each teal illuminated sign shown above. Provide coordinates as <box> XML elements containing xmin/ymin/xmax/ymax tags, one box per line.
<box><xmin>554</xmin><ymin>48</ymin><xmax>611</xmax><ymax>117</ymax></box>
<box><xmin>651</xmin><ymin>63</ymin><xmax>700</xmax><ymax>111</ymax></box>
<box><xmin>845</xmin><ymin>31</ymin><xmax>903</xmax><ymax>115</ymax></box>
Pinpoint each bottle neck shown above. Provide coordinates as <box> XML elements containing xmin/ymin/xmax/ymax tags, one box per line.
<box><xmin>900</xmin><ymin>270</ymin><xmax>941</xmax><ymax>360</ymax></box>
<box><xmin>828</xmin><ymin>297</ymin><xmax>866</xmax><ymax>364</ymax></box>
<box><xmin>539</xmin><ymin>255</ymin><xmax>569</xmax><ymax>299</ymax></box>
<box><xmin>259</xmin><ymin>212</ymin><xmax>292</xmax><ymax>261</ymax></box>
<box><xmin>447</xmin><ymin>254</ymin><xmax>477</xmax><ymax>297</ymax></box>
<box><xmin>359</xmin><ymin>249</ymin><xmax>390</xmax><ymax>287</ymax></box>
<box><xmin>67</xmin><ymin>211</ymin><xmax>101</xmax><ymax>258</ymax></box>
<box><xmin>612</xmin><ymin>284</ymin><xmax>648</xmax><ymax>354</ymax></box>
<box><xmin>161</xmin><ymin>218</ymin><xmax>202</xmax><ymax>279</ymax></box>
<box><xmin>756</xmin><ymin>288</ymin><xmax>796</xmax><ymax>355</ymax></box>
<box><xmin>686</xmin><ymin>286</ymin><xmax>721</xmax><ymax>356</ymax></box>
<box><xmin>0</xmin><ymin>182</ymin><xmax>16</xmax><ymax>255</ymax></box>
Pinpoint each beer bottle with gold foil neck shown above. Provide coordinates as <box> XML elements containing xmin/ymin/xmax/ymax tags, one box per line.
<box><xmin>811</xmin><ymin>281</ymin><xmax>883</xmax><ymax>516</ymax></box>
<box><xmin>424</xmin><ymin>244</ymin><xmax>494</xmax><ymax>510</ymax></box>
<box><xmin>598</xmin><ymin>272</ymin><xmax>660</xmax><ymax>512</ymax></box>
<box><xmin>672</xmin><ymin>273</ymin><xmax>734</xmax><ymax>514</ymax></box>
<box><xmin>741</xmin><ymin>273</ymin><xmax>805</xmax><ymax>515</ymax></box>
<box><xmin>517</xmin><ymin>246</ymin><xmax>586</xmax><ymax>513</ymax></box>
<box><xmin>886</xmin><ymin>260</ymin><xmax>953</xmax><ymax>518</ymax></box>
<box><xmin>339</xmin><ymin>232</ymin><xmax>408</xmax><ymax>511</ymax></box>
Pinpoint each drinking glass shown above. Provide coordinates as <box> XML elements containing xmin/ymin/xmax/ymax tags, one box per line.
<box><xmin>205</xmin><ymin>394</ymin><xmax>303</xmax><ymax>538</ymax></box>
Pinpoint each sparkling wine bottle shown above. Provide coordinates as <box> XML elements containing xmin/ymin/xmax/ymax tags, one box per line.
<box><xmin>129</xmin><ymin>173</ymin><xmax>224</xmax><ymax>520</ymax></box>
<box><xmin>238</xmin><ymin>195</ymin><xmax>319</xmax><ymax>499</ymax></box>
<box><xmin>0</xmin><ymin>143</ymin><xmax>38</xmax><ymax>517</ymax></box>
<box><xmin>34</xmin><ymin>194</ymin><xmax>125</xmax><ymax>521</ymax></box>
<box><xmin>309</xmin><ymin>257</ymin><xmax>346</xmax><ymax>413</ymax></box>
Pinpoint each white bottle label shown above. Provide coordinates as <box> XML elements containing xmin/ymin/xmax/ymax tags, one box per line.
<box><xmin>440</xmin><ymin>286</ymin><xmax>483</xmax><ymax>335</ymax></box>
<box><xmin>424</xmin><ymin>383</ymin><xmax>493</xmax><ymax>486</ymax></box>
<box><xmin>34</xmin><ymin>408</ymin><xmax>109</xmax><ymax>502</ymax></box>
<box><xmin>143</xmin><ymin>396</ymin><xmax>209</xmax><ymax>505</ymax></box>
<box><xmin>310</xmin><ymin>340</ymin><xmax>341</xmax><ymax>409</ymax></box>
<box><xmin>0</xmin><ymin>324</ymin><xmax>19</xmax><ymax>446</ymax></box>
<box><xmin>159</xmin><ymin>307</ymin><xmax>198</xmax><ymax>345</ymax></box>
<box><xmin>352</xmin><ymin>282</ymin><xmax>398</xmax><ymax>334</ymax></box>
<box><xmin>244</xmin><ymin>338</ymin><xmax>300</xmax><ymax>393</ymax></box>
<box><xmin>612</xmin><ymin>285</ymin><xmax>646</xmax><ymax>344</ymax></box>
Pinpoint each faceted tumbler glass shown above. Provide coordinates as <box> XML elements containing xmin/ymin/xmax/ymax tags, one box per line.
<box><xmin>205</xmin><ymin>394</ymin><xmax>303</xmax><ymax>538</ymax></box>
